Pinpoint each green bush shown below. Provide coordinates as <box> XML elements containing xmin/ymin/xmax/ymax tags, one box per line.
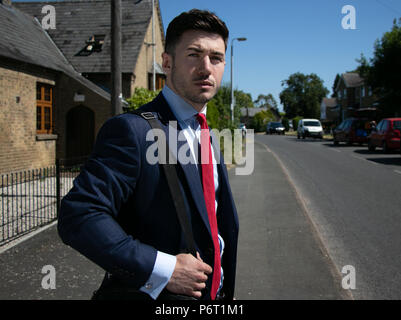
<box><xmin>125</xmin><ymin>87</ymin><xmax>160</xmax><ymax>111</ymax></box>
<box><xmin>292</xmin><ymin>116</ymin><xmax>303</xmax><ymax>131</ymax></box>
<box><xmin>251</xmin><ymin>110</ymin><xmax>275</xmax><ymax>132</ymax></box>
<box><xmin>281</xmin><ymin>117</ymin><xmax>290</xmax><ymax>131</ymax></box>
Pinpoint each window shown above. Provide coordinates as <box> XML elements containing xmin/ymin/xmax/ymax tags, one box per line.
<box><xmin>382</xmin><ymin>120</ymin><xmax>389</xmax><ymax>131</ymax></box>
<box><xmin>148</xmin><ymin>73</ymin><xmax>166</xmax><ymax>91</ymax></box>
<box><xmin>75</xmin><ymin>34</ymin><xmax>105</xmax><ymax>56</ymax></box>
<box><xmin>393</xmin><ymin>121</ymin><xmax>401</xmax><ymax>130</ymax></box>
<box><xmin>361</xmin><ymin>86</ymin><xmax>365</xmax><ymax>97</ymax></box>
<box><xmin>376</xmin><ymin>120</ymin><xmax>384</xmax><ymax>131</ymax></box>
<box><xmin>303</xmin><ymin>121</ymin><xmax>321</xmax><ymax>127</ymax></box>
<box><xmin>36</xmin><ymin>83</ymin><xmax>53</xmax><ymax>134</ymax></box>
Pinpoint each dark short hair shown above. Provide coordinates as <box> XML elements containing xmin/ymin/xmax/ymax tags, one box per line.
<box><xmin>165</xmin><ymin>9</ymin><xmax>229</xmax><ymax>55</ymax></box>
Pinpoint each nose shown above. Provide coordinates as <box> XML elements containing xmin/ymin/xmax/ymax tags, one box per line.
<box><xmin>197</xmin><ymin>55</ymin><xmax>212</xmax><ymax>76</ymax></box>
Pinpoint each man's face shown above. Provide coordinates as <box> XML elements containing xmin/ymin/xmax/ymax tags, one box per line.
<box><xmin>162</xmin><ymin>30</ymin><xmax>226</xmax><ymax>111</ymax></box>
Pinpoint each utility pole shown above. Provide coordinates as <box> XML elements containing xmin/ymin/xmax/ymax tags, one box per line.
<box><xmin>230</xmin><ymin>37</ymin><xmax>247</xmax><ymax>123</ymax></box>
<box><xmin>152</xmin><ymin>0</ymin><xmax>156</xmax><ymax>91</ymax></box>
<box><xmin>111</xmin><ymin>0</ymin><xmax>122</xmax><ymax>115</ymax></box>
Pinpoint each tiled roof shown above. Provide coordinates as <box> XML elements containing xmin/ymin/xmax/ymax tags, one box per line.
<box><xmin>342</xmin><ymin>72</ymin><xmax>364</xmax><ymax>88</ymax></box>
<box><xmin>14</xmin><ymin>0</ymin><xmax>161</xmax><ymax>73</ymax></box>
<box><xmin>0</xmin><ymin>2</ymin><xmax>110</xmax><ymax>99</ymax></box>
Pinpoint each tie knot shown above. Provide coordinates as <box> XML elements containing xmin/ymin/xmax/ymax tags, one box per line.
<box><xmin>196</xmin><ymin>113</ymin><xmax>208</xmax><ymax>129</ymax></box>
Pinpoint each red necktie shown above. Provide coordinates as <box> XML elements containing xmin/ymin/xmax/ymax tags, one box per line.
<box><xmin>196</xmin><ymin>113</ymin><xmax>221</xmax><ymax>300</ymax></box>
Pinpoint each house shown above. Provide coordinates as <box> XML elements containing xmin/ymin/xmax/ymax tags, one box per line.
<box><xmin>0</xmin><ymin>0</ymin><xmax>111</xmax><ymax>174</ymax></box>
<box><xmin>334</xmin><ymin>72</ymin><xmax>378</xmax><ymax>122</ymax></box>
<box><xmin>1</xmin><ymin>0</ymin><xmax>166</xmax><ymax>174</ymax></box>
<box><xmin>14</xmin><ymin>0</ymin><xmax>166</xmax><ymax>96</ymax></box>
<box><xmin>320</xmin><ymin>97</ymin><xmax>339</xmax><ymax>130</ymax></box>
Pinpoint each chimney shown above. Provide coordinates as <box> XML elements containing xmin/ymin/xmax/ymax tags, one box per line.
<box><xmin>0</xmin><ymin>0</ymin><xmax>12</xmax><ymax>6</ymax></box>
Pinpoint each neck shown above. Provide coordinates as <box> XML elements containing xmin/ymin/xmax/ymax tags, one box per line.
<box><xmin>165</xmin><ymin>82</ymin><xmax>206</xmax><ymax>113</ymax></box>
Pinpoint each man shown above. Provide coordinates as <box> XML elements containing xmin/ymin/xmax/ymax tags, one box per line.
<box><xmin>58</xmin><ymin>9</ymin><xmax>239</xmax><ymax>301</ymax></box>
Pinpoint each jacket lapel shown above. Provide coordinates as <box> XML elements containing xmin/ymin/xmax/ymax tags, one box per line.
<box><xmin>143</xmin><ymin>94</ymin><xmax>212</xmax><ymax>237</ymax></box>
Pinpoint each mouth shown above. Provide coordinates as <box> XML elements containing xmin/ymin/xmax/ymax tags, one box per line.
<box><xmin>194</xmin><ymin>79</ymin><xmax>215</xmax><ymax>88</ymax></box>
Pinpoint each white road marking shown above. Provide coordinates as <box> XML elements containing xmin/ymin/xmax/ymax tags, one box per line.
<box><xmin>351</xmin><ymin>155</ymin><xmax>365</xmax><ymax>161</ymax></box>
<box><xmin>394</xmin><ymin>170</ymin><xmax>401</xmax><ymax>175</ymax></box>
<box><xmin>350</xmin><ymin>154</ymin><xmax>380</xmax><ymax>166</ymax></box>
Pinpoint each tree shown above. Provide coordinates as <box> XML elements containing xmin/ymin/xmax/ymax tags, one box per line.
<box><xmin>331</xmin><ymin>74</ymin><xmax>341</xmax><ymax>98</ymax></box>
<box><xmin>356</xmin><ymin>19</ymin><xmax>401</xmax><ymax>117</ymax></box>
<box><xmin>254</xmin><ymin>94</ymin><xmax>278</xmax><ymax>110</ymax></box>
<box><xmin>235</xmin><ymin>90</ymin><xmax>254</xmax><ymax>111</ymax></box>
<box><xmin>126</xmin><ymin>87</ymin><xmax>160</xmax><ymax>111</ymax></box>
<box><xmin>279</xmin><ymin>72</ymin><xmax>329</xmax><ymax>119</ymax></box>
<box><xmin>207</xmin><ymin>84</ymin><xmax>254</xmax><ymax>130</ymax></box>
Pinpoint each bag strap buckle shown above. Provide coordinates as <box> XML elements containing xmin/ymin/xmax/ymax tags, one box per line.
<box><xmin>140</xmin><ymin>112</ymin><xmax>156</xmax><ymax>120</ymax></box>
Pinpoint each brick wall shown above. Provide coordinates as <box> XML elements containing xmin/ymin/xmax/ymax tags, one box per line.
<box><xmin>0</xmin><ymin>64</ymin><xmax>56</xmax><ymax>175</ymax></box>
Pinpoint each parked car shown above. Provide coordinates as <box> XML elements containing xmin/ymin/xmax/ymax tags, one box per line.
<box><xmin>297</xmin><ymin>119</ymin><xmax>323</xmax><ymax>139</ymax></box>
<box><xmin>367</xmin><ymin>118</ymin><xmax>401</xmax><ymax>152</ymax></box>
<box><xmin>333</xmin><ymin>118</ymin><xmax>369</xmax><ymax>145</ymax></box>
<box><xmin>266</xmin><ymin>122</ymin><xmax>285</xmax><ymax>135</ymax></box>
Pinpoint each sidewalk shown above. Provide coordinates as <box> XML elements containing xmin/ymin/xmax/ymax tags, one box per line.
<box><xmin>0</xmin><ymin>140</ymin><xmax>350</xmax><ymax>300</ymax></box>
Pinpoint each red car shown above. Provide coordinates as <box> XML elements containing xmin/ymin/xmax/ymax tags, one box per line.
<box><xmin>368</xmin><ymin>118</ymin><xmax>401</xmax><ymax>152</ymax></box>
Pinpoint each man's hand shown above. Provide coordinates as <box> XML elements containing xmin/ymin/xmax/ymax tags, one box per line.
<box><xmin>166</xmin><ymin>253</ymin><xmax>212</xmax><ymax>298</ymax></box>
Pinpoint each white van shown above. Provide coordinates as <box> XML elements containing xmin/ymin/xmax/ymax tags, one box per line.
<box><xmin>297</xmin><ymin>119</ymin><xmax>323</xmax><ymax>139</ymax></box>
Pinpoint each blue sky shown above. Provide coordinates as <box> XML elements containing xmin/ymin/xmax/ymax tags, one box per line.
<box><xmin>14</xmin><ymin>0</ymin><xmax>401</xmax><ymax>111</ymax></box>
<box><xmin>160</xmin><ymin>0</ymin><xmax>401</xmax><ymax>110</ymax></box>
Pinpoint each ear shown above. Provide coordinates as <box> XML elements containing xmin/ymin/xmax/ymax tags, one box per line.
<box><xmin>162</xmin><ymin>52</ymin><xmax>172</xmax><ymax>75</ymax></box>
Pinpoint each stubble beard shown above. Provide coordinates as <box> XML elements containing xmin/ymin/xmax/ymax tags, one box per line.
<box><xmin>170</xmin><ymin>60</ymin><xmax>220</xmax><ymax>108</ymax></box>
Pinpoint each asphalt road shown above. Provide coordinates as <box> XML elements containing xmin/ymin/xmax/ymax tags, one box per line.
<box><xmin>256</xmin><ymin>133</ymin><xmax>401</xmax><ymax>299</ymax></box>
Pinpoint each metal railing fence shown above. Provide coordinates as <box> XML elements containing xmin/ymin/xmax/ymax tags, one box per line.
<box><xmin>0</xmin><ymin>157</ymin><xmax>87</xmax><ymax>246</ymax></box>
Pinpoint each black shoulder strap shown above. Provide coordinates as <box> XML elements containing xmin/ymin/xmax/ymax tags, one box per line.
<box><xmin>130</xmin><ymin>110</ymin><xmax>197</xmax><ymax>257</ymax></box>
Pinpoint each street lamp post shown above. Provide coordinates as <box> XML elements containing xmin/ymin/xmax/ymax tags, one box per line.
<box><xmin>230</xmin><ymin>37</ymin><xmax>247</xmax><ymax>123</ymax></box>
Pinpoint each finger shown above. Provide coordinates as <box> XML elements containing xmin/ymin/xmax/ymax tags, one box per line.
<box><xmin>195</xmin><ymin>272</ymin><xmax>208</xmax><ymax>283</ymax></box>
<box><xmin>200</xmin><ymin>262</ymin><xmax>213</xmax><ymax>275</ymax></box>
<box><xmin>193</xmin><ymin>281</ymin><xmax>206</xmax><ymax>291</ymax></box>
<box><xmin>196</xmin><ymin>252</ymin><xmax>203</xmax><ymax>262</ymax></box>
<box><xmin>190</xmin><ymin>290</ymin><xmax>203</xmax><ymax>299</ymax></box>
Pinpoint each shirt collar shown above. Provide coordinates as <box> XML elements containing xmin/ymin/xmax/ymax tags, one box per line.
<box><xmin>162</xmin><ymin>85</ymin><xmax>207</xmax><ymax>123</ymax></box>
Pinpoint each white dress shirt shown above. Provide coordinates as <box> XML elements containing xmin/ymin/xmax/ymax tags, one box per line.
<box><xmin>139</xmin><ymin>85</ymin><xmax>224</xmax><ymax>299</ymax></box>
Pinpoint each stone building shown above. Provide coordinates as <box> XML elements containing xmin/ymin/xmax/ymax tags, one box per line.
<box><xmin>1</xmin><ymin>0</ymin><xmax>165</xmax><ymax>174</ymax></box>
<box><xmin>0</xmin><ymin>0</ymin><xmax>110</xmax><ymax>174</ymax></box>
<box><xmin>14</xmin><ymin>0</ymin><xmax>166</xmax><ymax>97</ymax></box>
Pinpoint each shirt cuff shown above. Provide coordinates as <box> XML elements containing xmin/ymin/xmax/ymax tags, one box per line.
<box><xmin>139</xmin><ymin>251</ymin><xmax>177</xmax><ymax>300</ymax></box>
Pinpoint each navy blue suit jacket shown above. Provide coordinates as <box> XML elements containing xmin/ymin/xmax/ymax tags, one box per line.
<box><xmin>58</xmin><ymin>93</ymin><xmax>239</xmax><ymax>300</ymax></box>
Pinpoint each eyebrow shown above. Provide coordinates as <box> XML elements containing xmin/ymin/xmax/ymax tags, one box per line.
<box><xmin>186</xmin><ymin>46</ymin><xmax>225</xmax><ymax>57</ymax></box>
